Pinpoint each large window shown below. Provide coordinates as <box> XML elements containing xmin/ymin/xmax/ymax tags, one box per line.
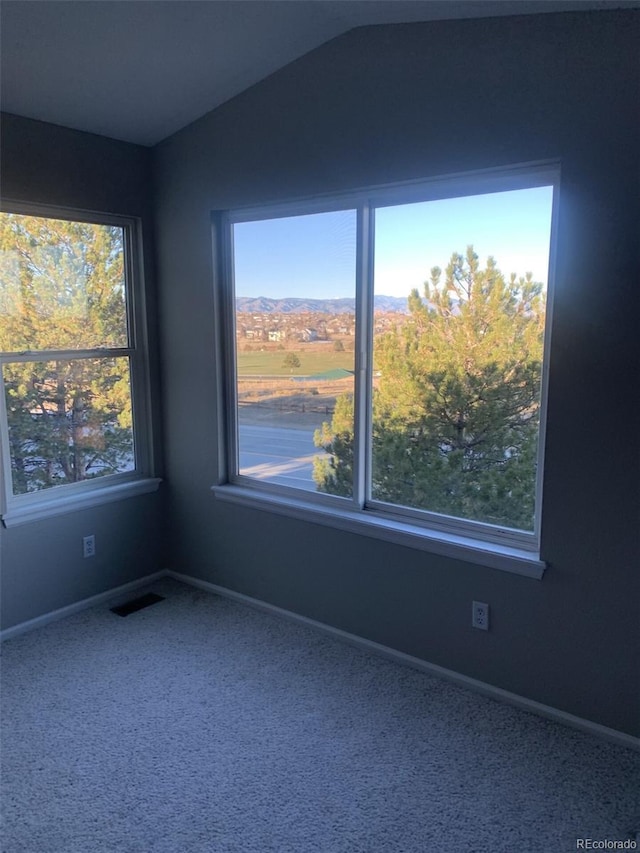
<box><xmin>216</xmin><ymin>166</ymin><xmax>558</xmax><ymax>571</ymax></box>
<box><xmin>0</xmin><ymin>206</ymin><xmax>156</xmax><ymax>524</ymax></box>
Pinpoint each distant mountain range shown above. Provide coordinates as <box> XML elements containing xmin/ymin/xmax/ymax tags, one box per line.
<box><xmin>236</xmin><ymin>295</ymin><xmax>410</xmax><ymax>314</ymax></box>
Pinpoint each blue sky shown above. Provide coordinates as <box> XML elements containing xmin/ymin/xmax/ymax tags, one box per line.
<box><xmin>233</xmin><ymin>186</ymin><xmax>554</xmax><ymax>300</ymax></box>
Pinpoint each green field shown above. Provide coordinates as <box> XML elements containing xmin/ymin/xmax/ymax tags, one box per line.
<box><xmin>237</xmin><ymin>350</ymin><xmax>354</xmax><ymax>377</ymax></box>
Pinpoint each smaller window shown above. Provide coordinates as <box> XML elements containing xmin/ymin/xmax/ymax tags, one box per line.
<box><xmin>0</xmin><ymin>206</ymin><xmax>156</xmax><ymax>523</ymax></box>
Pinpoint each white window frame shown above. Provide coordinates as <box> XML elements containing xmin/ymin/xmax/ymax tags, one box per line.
<box><xmin>0</xmin><ymin>201</ymin><xmax>160</xmax><ymax>527</ymax></box>
<box><xmin>212</xmin><ymin>162</ymin><xmax>560</xmax><ymax>578</ymax></box>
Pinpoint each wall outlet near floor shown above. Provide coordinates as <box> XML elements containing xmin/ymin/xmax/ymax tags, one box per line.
<box><xmin>82</xmin><ymin>535</ymin><xmax>96</xmax><ymax>559</ymax></box>
<box><xmin>472</xmin><ymin>600</ymin><xmax>489</xmax><ymax>631</ymax></box>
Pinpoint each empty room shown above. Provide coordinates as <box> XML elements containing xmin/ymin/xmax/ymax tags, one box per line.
<box><xmin>1</xmin><ymin>2</ymin><xmax>638</xmax><ymax>851</ymax></box>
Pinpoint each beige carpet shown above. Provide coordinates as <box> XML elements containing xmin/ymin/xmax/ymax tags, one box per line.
<box><xmin>1</xmin><ymin>577</ymin><xmax>638</xmax><ymax>852</ymax></box>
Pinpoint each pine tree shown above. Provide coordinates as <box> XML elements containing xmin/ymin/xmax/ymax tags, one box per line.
<box><xmin>313</xmin><ymin>393</ymin><xmax>354</xmax><ymax>498</ymax></box>
<box><xmin>313</xmin><ymin>247</ymin><xmax>546</xmax><ymax>531</ymax></box>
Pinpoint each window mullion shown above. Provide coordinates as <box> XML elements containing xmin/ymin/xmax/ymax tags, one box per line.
<box><xmin>222</xmin><ymin>216</ymin><xmax>239</xmax><ymax>484</ymax></box>
<box><xmin>352</xmin><ymin>203</ymin><xmax>374</xmax><ymax>510</ymax></box>
<box><xmin>123</xmin><ymin>224</ymin><xmax>136</xmax><ymax>349</ymax></box>
<box><xmin>0</xmin><ymin>348</ymin><xmax>134</xmax><ymax>363</ymax></box>
<box><xmin>0</xmin><ymin>363</ymin><xmax>12</xmax><ymax>515</ymax></box>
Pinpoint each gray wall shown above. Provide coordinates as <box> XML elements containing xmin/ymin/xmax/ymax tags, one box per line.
<box><xmin>154</xmin><ymin>11</ymin><xmax>639</xmax><ymax>736</ymax></box>
<box><xmin>0</xmin><ymin>115</ymin><xmax>165</xmax><ymax>628</ymax></box>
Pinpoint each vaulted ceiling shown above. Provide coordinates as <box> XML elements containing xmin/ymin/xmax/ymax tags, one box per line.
<box><xmin>1</xmin><ymin>0</ymin><xmax>635</xmax><ymax>146</ymax></box>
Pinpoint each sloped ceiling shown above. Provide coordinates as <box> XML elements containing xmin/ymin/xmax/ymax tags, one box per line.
<box><xmin>1</xmin><ymin>0</ymin><xmax>636</xmax><ymax>146</ymax></box>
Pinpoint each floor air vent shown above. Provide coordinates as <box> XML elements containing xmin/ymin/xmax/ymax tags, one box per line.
<box><xmin>110</xmin><ymin>593</ymin><xmax>165</xmax><ymax>617</ymax></box>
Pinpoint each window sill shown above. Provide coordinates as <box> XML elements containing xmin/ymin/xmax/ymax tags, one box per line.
<box><xmin>211</xmin><ymin>484</ymin><xmax>546</xmax><ymax>579</ymax></box>
<box><xmin>2</xmin><ymin>477</ymin><xmax>162</xmax><ymax>528</ymax></box>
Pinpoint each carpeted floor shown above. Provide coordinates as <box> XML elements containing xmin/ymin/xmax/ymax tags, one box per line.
<box><xmin>1</xmin><ymin>576</ymin><xmax>638</xmax><ymax>853</ymax></box>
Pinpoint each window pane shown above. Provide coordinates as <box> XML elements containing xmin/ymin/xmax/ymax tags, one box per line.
<box><xmin>0</xmin><ymin>213</ymin><xmax>128</xmax><ymax>352</ymax></box>
<box><xmin>3</xmin><ymin>357</ymin><xmax>134</xmax><ymax>495</ymax></box>
<box><xmin>233</xmin><ymin>210</ymin><xmax>356</xmax><ymax>495</ymax></box>
<box><xmin>371</xmin><ymin>187</ymin><xmax>554</xmax><ymax>531</ymax></box>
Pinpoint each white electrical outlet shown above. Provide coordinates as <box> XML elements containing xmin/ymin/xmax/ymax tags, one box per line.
<box><xmin>472</xmin><ymin>600</ymin><xmax>489</xmax><ymax>631</ymax></box>
<box><xmin>83</xmin><ymin>535</ymin><xmax>96</xmax><ymax>559</ymax></box>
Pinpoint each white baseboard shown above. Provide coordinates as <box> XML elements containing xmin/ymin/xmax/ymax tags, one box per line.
<box><xmin>167</xmin><ymin>570</ymin><xmax>640</xmax><ymax>752</ymax></box>
<box><xmin>0</xmin><ymin>570</ymin><xmax>168</xmax><ymax>642</ymax></box>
